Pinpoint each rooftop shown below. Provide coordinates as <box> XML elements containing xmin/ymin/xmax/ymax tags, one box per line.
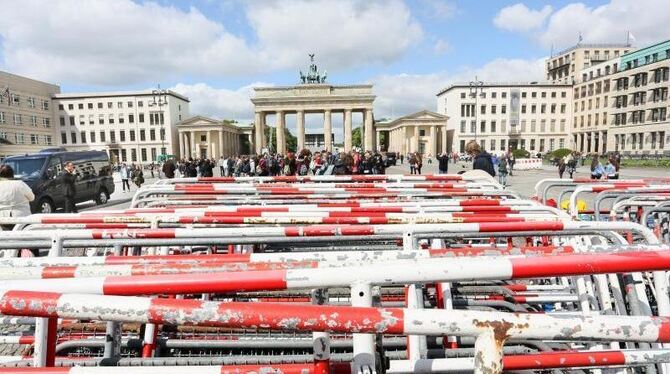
<box><xmin>437</xmin><ymin>81</ymin><xmax>570</xmax><ymax>96</ymax></box>
<box><xmin>552</xmin><ymin>43</ymin><xmax>633</xmax><ymax>57</ymax></box>
<box><xmin>53</xmin><ymin>89</ymin><xmax>190</xmax><ymax>102</ymax></box>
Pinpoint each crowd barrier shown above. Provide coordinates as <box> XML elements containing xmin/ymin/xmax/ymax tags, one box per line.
<box><xmin>1</xmin><ymin>174</ymin><xmax>670</xmax><ymax>373</ymax></box>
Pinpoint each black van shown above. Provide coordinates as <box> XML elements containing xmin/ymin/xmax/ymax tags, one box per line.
<box><xmin>1</xmin><ymin>149</ymin><xmax>115</xmax><ymax>213</ymax></box>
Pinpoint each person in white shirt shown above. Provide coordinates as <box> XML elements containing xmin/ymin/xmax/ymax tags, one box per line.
<box><xmin>222</xmin><ymin>156</ymin><xmax>230</xmax><ymax>177</ymax></box>
<box><xmin>0</xmin><ymin>165</ymin><xmax>35</xmax><ymax>229</ymax></box>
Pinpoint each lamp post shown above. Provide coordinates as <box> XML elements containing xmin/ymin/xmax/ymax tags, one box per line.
<box><xmin>150</xmin><ymin>84</ymin><xmax>168</xmax><ymax>157</ymax></box>
<box><xmin>469</xmin><ymin>76</ymin><xmax>484</xmax><ymax>143</ymax></box>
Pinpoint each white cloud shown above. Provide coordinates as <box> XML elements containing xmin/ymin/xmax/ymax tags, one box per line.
<box><xmin>170</xmin><ymin>82</ymin><xmax>272</xmax><ymax>124</ymax></box>
<box><xmin>170</xmin><ymin>57</ymin><xmax>545</xmax><ymax>125</ymax></box>
<box><xmin>0</xmin><ymin>0</ymin><xmax>422</xmax><ymax>86</ymax></box>
<box><xmin>433</xmin><ymin>39</ymin><xmax>450</xmax><ymax>55</ymax></box>
<box><xmin>493</xmin><ymin>3</ymin><xmax>553</xmax><ymax>32</ymax></box>
<box><xmin>496</xmin><ymin>0</ymin><xmax>670</xmax><ymax>49</ymax></box>
<box><xmin>419</xmin><ymin>0</ymin><xmax>457</xmax><ymax>20</ymax></box>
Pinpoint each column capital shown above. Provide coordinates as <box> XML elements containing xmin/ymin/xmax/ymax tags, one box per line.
<box><xmin>324</xmin><ymin>109</ymin><xmax>332</xmax><ymax>114</ymax></box>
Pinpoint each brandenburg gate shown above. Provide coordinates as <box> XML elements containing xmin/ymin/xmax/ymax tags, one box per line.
<box><xmin>251</xmin><ymin>56</ymin><xmax>376</xmax><ymax>155</ymax></box>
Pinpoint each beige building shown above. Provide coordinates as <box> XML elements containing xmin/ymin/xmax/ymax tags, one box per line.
<box><xmin>547</xmin><ymin>43</ymin><xmax>633</xmax><ymax>84</ymax></box>
<box><xmin>0</xmin><ymin>71</ymin><xmax>60</xmax><ymax>159</ymax></box>
<box><xmin>176</xmin><ymin>115</ymin><xmax>252</xmax><ymax>159</ymax></box>
<box><xmin>251</xmin><ymin>84</ymin><xmax>375</xmax><ymax>155</ymax></box>
<box><xmin>53</xmin><ymin>90</ymin><xmax>190</xmax><ymax>164</ymax></box>
<box><xmin>375</xmin><ymin>110</ymin><xmax>449</xmax><ymax>156</ymax></box>
<box><xmin>438</xmin><ymin>83</ymin><xmax>572</xmax><ymax>155</ymax></box>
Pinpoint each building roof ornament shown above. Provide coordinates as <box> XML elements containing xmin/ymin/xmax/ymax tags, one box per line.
<box><xmin>299</xmin><ymin>54</ymin><xmax>327</xmax><ymax>84</ymax></box>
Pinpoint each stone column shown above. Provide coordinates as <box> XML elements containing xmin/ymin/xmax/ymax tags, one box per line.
<box><xmin>276</xmin><ymin>111</ymin><xmax>286</xmax><ymax>155</ymax></box>
<box><xmin>413</xmin><ymin>126</ymin><xmax>420</xmax><ymax>154</ymax></box>
<box><xmin>324</xmin><ymin>110</ymin><xmax>333</xmax><ymax>152</ymax></box>
<box><xmin>254</xmin><ymin>112</ymin><xmax>263</xmax><ymax>154</ymax></box>
<box><xmin>442</xmin><ymin>125</ymin><xmax>448</xmax><ymax>154</ymax></box>
<box><xmin>403</xmin><ymin>127</ymin><xmax>409</xmax><ymax>155</ymax></box>
<box><xmin>430</xmin><ymin>125</ymin><xmax>437</xmax><ymax>156</ymax></box>
<box><xmin>211</xmin><ymin>131</ymin><xmax>218</xmax><ymax>158</ymax></box>
<box><xmin>344</xmin><ymin>109</ymin><xmax>353</xmax><ymax>152</ymax></box>
<box><xmin>218</xmin><ymin>130</ymin><xmax>224</xmax><ymax>158</ymax></box>
<box><xmin>375</xmin><ymin>130</ymin><xmax>382</xmax><ymax>151</ymax></box>
<box><xmin>179</xmin><ymin>132</ymin><xmax>185</xmax><ymax>159</ymax></box>
<box><xmin>364</xmin><ymin>108</ymin><xmax>374</xmax><ymax>151</ymax></box>
<box><xmin>296</xmin><ymin>110</ymin><xmax>305</xmax><ymax>151</ymax></box>
<box><xmin>189</xmin><ymin>131</ymin><xmax>196</xmax><ymax>159</ymax></box>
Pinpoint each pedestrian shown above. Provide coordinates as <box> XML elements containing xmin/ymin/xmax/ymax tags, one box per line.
<box><xmin>0</xmin><ymin>165</ymin><xmax>35</xmax><ymax>229</ymax></box>
<box><xmin>427</xmin><ymin>153</ymin><xmax>432</xmax><ymax>164</ymax></box>
<box><xmin>558</xmin><ymin>158</ymin><xmax>566</xmax><ymax>179</ymax></box>
<box><xmin>120</xmin><ymin>163</ymin><xmax>131</xmax><ymax>192</ymax></box>
<box><xmin>162</xmin><ymin>159</ymin><xmax>176</xmax><ymax>179</ymax></box>
<box><xmin>133</xmin><ymin>165</ymin><xmax>145</xmax><ymax>187</ymax></box>
<box><xmin>409</xmin><ymin>154</ymin><xmax>416</xmax><ymax>174</ymax></box>
<box><xmin>60</xmin><ymin>161</ymin><xmax>78</xmax><ymax>213</ymax></box>
<box><xmin>415</xmin><ymin>153</ymin><xmax>423</xmax><ymax>175</ymax></box>
<box><xmin>497</xmin><ymin>155</ymin><xmax>508</xmax><ymax>186</ymax></box>
<box><xmin>604</xmin><ymin>159</ymin><xmax>618</xmax><ymax>179</ymax></box>
<box><xmin>466</xmin><ymin>141</ymin><xmax>495</xmax><ymax>177</ymax></box>
<box><xmin>507</xmin><ymin>152</ymin><xmax>515</xmax><ymax>176</ymax></box>
<box><xmin>218</xmin><ymin>156</ymin><xmax>226</xmax><ymax>177</ymax></box>
<box><xmin>399</xmin><ymin>154</ymin><xmax>404</xmax><ymax>164</ymax></box>
<box><xmin>437</xmin><ymin>152</ymin><xmax>449</xmax><ymax>174</ymax></box>
<box><xmin>149</xmin><ymin>163</ymin><xmax>155</xmax><ymax>178</ymax></box>
<box><xmin>590</xmin><ymin>156</ymin><xmax>604</xmax><ymax>179</ymax></box>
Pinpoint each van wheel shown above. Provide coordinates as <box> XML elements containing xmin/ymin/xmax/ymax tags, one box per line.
<box><xmin>37</xmin><ymin>198</ymin><xmax>54</xmax><ymax>213</ymax></box>
<box><xmin>96</xmin><ymin>188</ymin><xmax>109</xmax><ymax>205</ymax></box>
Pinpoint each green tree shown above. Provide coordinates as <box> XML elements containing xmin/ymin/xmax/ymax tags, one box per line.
<box><xmin>352</xmin><ymin>127</ymin><xmax>362</xmax><ymax>148</ymax></box>
<box><xmin>263</xmin><ymin>126</ymin><xmax>297</xmax><ymax>154</ymax></box>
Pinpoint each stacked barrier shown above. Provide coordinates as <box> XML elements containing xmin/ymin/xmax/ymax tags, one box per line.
<box><xmin>2</xmin><ymin>174</ymin><xmax>670</xmax><ymax>373</ymax></box>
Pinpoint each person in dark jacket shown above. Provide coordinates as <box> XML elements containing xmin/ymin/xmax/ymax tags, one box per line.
<box><xmin>436</xmin><ymin>152</ymin><xmax>449</xmax><ymax>174</ymax></box>
<box><xmin>466</xmin><ymin>141</ymin><xmax>495</xmax><ymax>177</ymax></box>
<box><xmin>60</xmin><ymin>161</ymin><xmax>78</xmax><ymax>213</ymax></box>
<box><xmin>162</xmin><ymin>159</ymin><xmax>176</xmax><ymax>179</ymax></box>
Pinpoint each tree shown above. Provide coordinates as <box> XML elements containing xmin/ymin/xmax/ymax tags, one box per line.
<box><xmin>263</xmin><ymin>126</ymin><xmax>297</xmax><ymax>154</ymax></box>
<box><xmin>352</xmin><ymin>127</ymin><xmax>362</xmax><ymax>148</ymax></box>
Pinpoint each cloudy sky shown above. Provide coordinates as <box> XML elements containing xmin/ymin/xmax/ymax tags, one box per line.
<box><xmin>1</xmin><ymin>0</ymin><xmax>669</xmax><ymax>135</ymax></box>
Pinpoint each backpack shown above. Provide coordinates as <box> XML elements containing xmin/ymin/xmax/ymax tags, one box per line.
<box><xmin>299</xmin><ymin>164</ymin><xmax>308</xmax><ymax>175</ymax></box>
<box><xmin>267</xmin><ymin>157</ymin><xmax>276</xmax><ymax>170</ymax></box>
<box><xmin>243</xmin><ymin>163</ymin><xmax>251</xmax><ymax>174</ymax></box>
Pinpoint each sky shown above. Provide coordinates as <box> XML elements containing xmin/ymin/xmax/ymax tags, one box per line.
<box><xmin>1</xmin><ymin>0</ymin><xmax>669</xmax><ymax>136</ymax></box>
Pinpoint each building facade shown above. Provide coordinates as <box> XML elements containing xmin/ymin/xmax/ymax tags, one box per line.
<box><xmin>437</xmin><ymin>83</ymin><xmax>572</xmax><ymax>155</ymax></box>
<box><xmin>176</xmin><ymin>116</ymin><xmax>252</xmax><ymax>159</ymax></box>
<box><xmin>546</xmin><ymin>44</ymin><xmax>633</xmax><ymax>84</ymax></box>
<box><xmin>0</xmin><ymin>71</ymin><xmax>60</xmax><ymax>159</ymax></box>
<box><xmin>52</xmin><ymin>90</ymin><xmax>190</xmax><ymax>164</ymax></box>
<box><xmin>375</xmin><ymin>110</ymin><xmax>449</xmax><ymax>156</ymax></box>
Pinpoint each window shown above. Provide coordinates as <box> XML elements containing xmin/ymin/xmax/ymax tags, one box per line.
<box><xmin>60</xmin><ymin>117</ymin><xmax>65</xmax><ymax>127</ymax></box>
<box><xmin>140</xmin><ymin>129</ymin><xmax>146</xmax><ymax>141</ymax></box>
<box><xmin>540</xmin><ymin>104</ymin><xmax>546</xmax><ymax>114</ymax></box>
<box><xmin>128</xmin><ymin>101</ymin><xmax>133</xmax><ymax>108</ymax></box>
<box><xmin>120</xmin><ymin>130</ymin><xmax>126</xmax><ymax>142</ymax></box>
<box><xmin>121</xmin><ymin>149</ymin><xmax>126</xmax><ymax>161</ymax></box>
<box><xmin>530</xmin><ymin>139</ymin><xmax>536</xmax><ymax>150</ymax></box>
<box><xmin>41</xmin><ymin>100</ymin><xmax>49</xmax><ymax>111</ymax></box>
<box><xmin>150</xmin><ymin>129</ymin><xmax>156</xmax><ymax>141</ymax></box>
<box><xmin>492</xmin><ymin>92</ymin><xmax>497</xmax><ymax>98</ymax></box>
<box><xmin>480</xmin><ymin>105</ymin><xmax>486</xmax><ymax>115</ymax></box>
<box><xmin>531</xmin><ymin>120</ymin><xmax>536</xmax><ymax>132</ymax></box>
<box><xmin>110</xmin><ymin>131</ymin><xmax>116</xmax><ymax>143</ymax></box>
<box><xmin>491</xmin><ymin>121</ymin><xmax>497</xmax><ymax>133</ymax></box>
<box><xmin>13</xmin><ymin>113</ymin><xmax>22</xmax><ymax>125</ymax></box>
<box><xmin>44</xmin><ymin>135</ymin><xmax>52</xmax><ymax>145</ymax></box>
<box><xmin>70</xmin><ymin>132</ymin><xmax>77</xmax><ymax>144</ymax></box>
<box><xmin>501</xmin><ymin>120</ymin><xmax>507</xmax><ymax>132</ymax></box>
<box><xmin>58</xmin><ymin>104</ymin><xmax>64</xmax><ymax>110</ymax></box>
<box><xmin>90</xmin><ymin>131</ymin><xmax>96</xmax><ymax>143</ymax></box>
<box><xmin>131</xmin><ymin>148</ymin><xmax>137</xmax><ymax>162</ymax></box>
<box><xmin>491</xmin><ymin>105</ymin><xmax>496</xmax><ymax>114</ymax></box>
<box><xmin>30</xmin><ymin>115</ymin><xmax>37</xmax><ymax>127</ymax></box>
<box><xmin>500</xmin><ymin>139</ymin><xmax>506</xmax><ymax>151</ymax></box>
<box><xmin>531</xmin><ymin>105</ymin><xmax>536</xmax><ymax>114</ymax></box>
<box><xmin>470</xmin><ymin>121</ymin><xmax>476</xmax><ymax>133</ymax></box>
<box><xmin>522</xmin><ymin>92</ymin><xmax>527</xmax><ymax>98</ymax></box>
<box><xmin>109</xmin><ymin>115</ymin><xmax>114</xmax><ymax>124</ymax></box>
<box><xmin>30</xmin><ymin>134</ymin><xmax>38</xmax><ymax>145</ymax></box>
<box><xmin>502</xmin><ymin>92</ymin><xmax>507</xmax><ymax>98</ymax></box>
<box><xmin>521</xmin><ymin>105</ymin><xmax>526</xmax><ymax>114</ymax></box>
<box><xmin>88</xmin><ymin>103</ymin><xmax>93</xmax><ymax>109</ymax></box>
<box><xmin>460</xmin><ymin>92</ymin><xmax>466</xmax><ymax>99</ymax></box>
<box><xmin>551</xmin><ymin>92</ymin><xmax>556</xmax><ymax>98</ymax></box>
<box><xmin>561</xmin><ymin>103</ymin><xmax>567</xmax><ymax>113</ymax></box>
<box><xmin>138</xmin><ymin>101</ymin><xmax>144</xmax><ymax>108</ymax></box>
<box><xmin>480</xmin><ymin>121</ymin><xmax>486</xmax><ymax>133</ymax></box>
<box><xmin>117</xmin><ymin>102</ymin><xmax>123</xmax><ymax>108</ymax></box>
<box><xmin>151</xmin><ymin>148</ymin><xmax>157</xmax><ymax>161</ymax></box>
<box><xmin>100</xmin><ymin>131</ymin><xmax>106</xmax><ymax>142</ymax></box>
<box><xmin>541</xmin><ymin>92</ymin><xmax>546</xmax><ymax>98</ymax></box>
<box><xmin>119</xmin><ymin>115</ymin><xmax>124</xmax><ymax>124</ymax></box>
<box><xmin>89</xmin><ymin>114</ymin><xmax>94</xmax><ymax>125</ymax></box>
<box><xmin>501</xmin><ymin>105</ymin><xmax>506</xmax><ymax>114</ymax></box>
<box><xmin>78</xmin><ymin>103</ymin><xmax>84</xmax><ymax>110</ymax></box>
<box><xmin>550</xmin><ymin>104</ymin><xmax>556</xmax><ymax>114</ymax></box>
<box><xmin>560</xmin><ymin>120</ymin><xmax>566</xmax><ymax>132</ymax></box>
<box><xmin>490</xmin><ymin>139</ymin><xmax>495</xmax><ymax>150</ymax></box>
<box><xmin>460</xmin><ymin>121</ymin><xmax>466</xmax><ymax>133</ymax></box>
<box><xmin>43</xmin><ymin>118</ymin><xmax>50</xmax><ymax>128</ymax></box>
<box><xmin>129</xmin><ymin>114</ymin><xmax>134</xmax><ymax>123</ymax></box>
<box><xmin>550</xmin><ymin>120</ymin><xmax>556</xmax><ymax>132</ymax></box>
<box><xmin>80</xmin><ymin>131</ymin><xmax>86</xmax><ymax>143</ymax></box>
<box><xmin>139</xmin><ymin>113</ymin><xmax>145</xmax><ymax>123</ymax></box>
<box><xmin>419</xmin><ymin>129</ymin><xmax>425</xmax><ymax>136</ymax></box>
<box><xmin>141</xmin><ymin>148</ymin><xmax>147</xmax><ymax>162</ymax></box>
<box><xmin>520</xmin><ymin>120</ymin><xmax>527</xmax><ymax>132</ymax></box>
<box><xmin>130</xmin><ymin>130</ymin><xmax>136</xmax><ymax>141</ymax></box>
<box><xmin>540</xmin><ymin>120</ymin><xmax>546</xmax><ymax>132</ymax></box>
<box><xmin>531</xmin><ymin>92</ymin><xmax>537</xmax><ymax>98</ymax></box>
<box><xmin>98</xmin><ymin>103</ymin><xmax>103</xmax><ymax>109</ymax></box>
<box><xmin>68</xmin><ymin>104</ymin><xmax>74</xmax><ymax>110</ymax></box>
<box><xmin>99</xmin><ymin>114</ymin><xmax>104</xmax><ymax>125</ymax></box>
<box><xmin>107</xmin><ymin>102</ymin><xmax>113</xmax><ymax>109</ymax></box>
<box><xmin>61</xmin><ymin>132</ymin><xmax>67</xmax><ymax>144</ymax></box>
<box><xmin>69</xmin><ymin>116</ymin><xmax>75</xmax><ymax>126</ymax></box>
<box><xmin>27</xmin><ymin>97</ymin><xmax>36</xmax><ymax>108</ymax></box>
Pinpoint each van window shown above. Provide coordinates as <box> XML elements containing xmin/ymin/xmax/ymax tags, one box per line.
<box><xmin>3</xmin><ymin>157</ymin><xmax>46</xmax><ymax>178</ymax></box>
<box><xmin>46</xmin><ymin>157</ymin><xmax>62</xmax><ymax>179</ymax></box>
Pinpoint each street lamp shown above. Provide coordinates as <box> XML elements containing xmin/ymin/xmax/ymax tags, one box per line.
<box><xmin>149</xmin><ymin>84</ymin><xmax>168</xmax><ymax>157</ymax></box>
<box><xmin>469</xmin><ymin>76</ymin><xmax>484</xmax><ymax>142</ymax></box>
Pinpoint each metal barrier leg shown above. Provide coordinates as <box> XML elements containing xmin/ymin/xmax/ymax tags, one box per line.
<box><xmin>407</xmin><ymin>284</ymin><xmax>427</xmax><ymax>362</ymax></box>
<box><xmin>351</xmin><ymin>282</ymin><xmax>375</xmax><ymax>374</ymax></box>
<box><xmin>312</xmin><ymin>289</ymin><xmax>331</xmax><ymax>374</ymax></box>
<box><xmin>473</xmin><ymin>329</ymin><xmax>504</xmax><ymax>374</ymax></box>
<box><xmin>103</xmin><ymin>321</ymin><xmax>122</xmax><ymax>361</ymax></box>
